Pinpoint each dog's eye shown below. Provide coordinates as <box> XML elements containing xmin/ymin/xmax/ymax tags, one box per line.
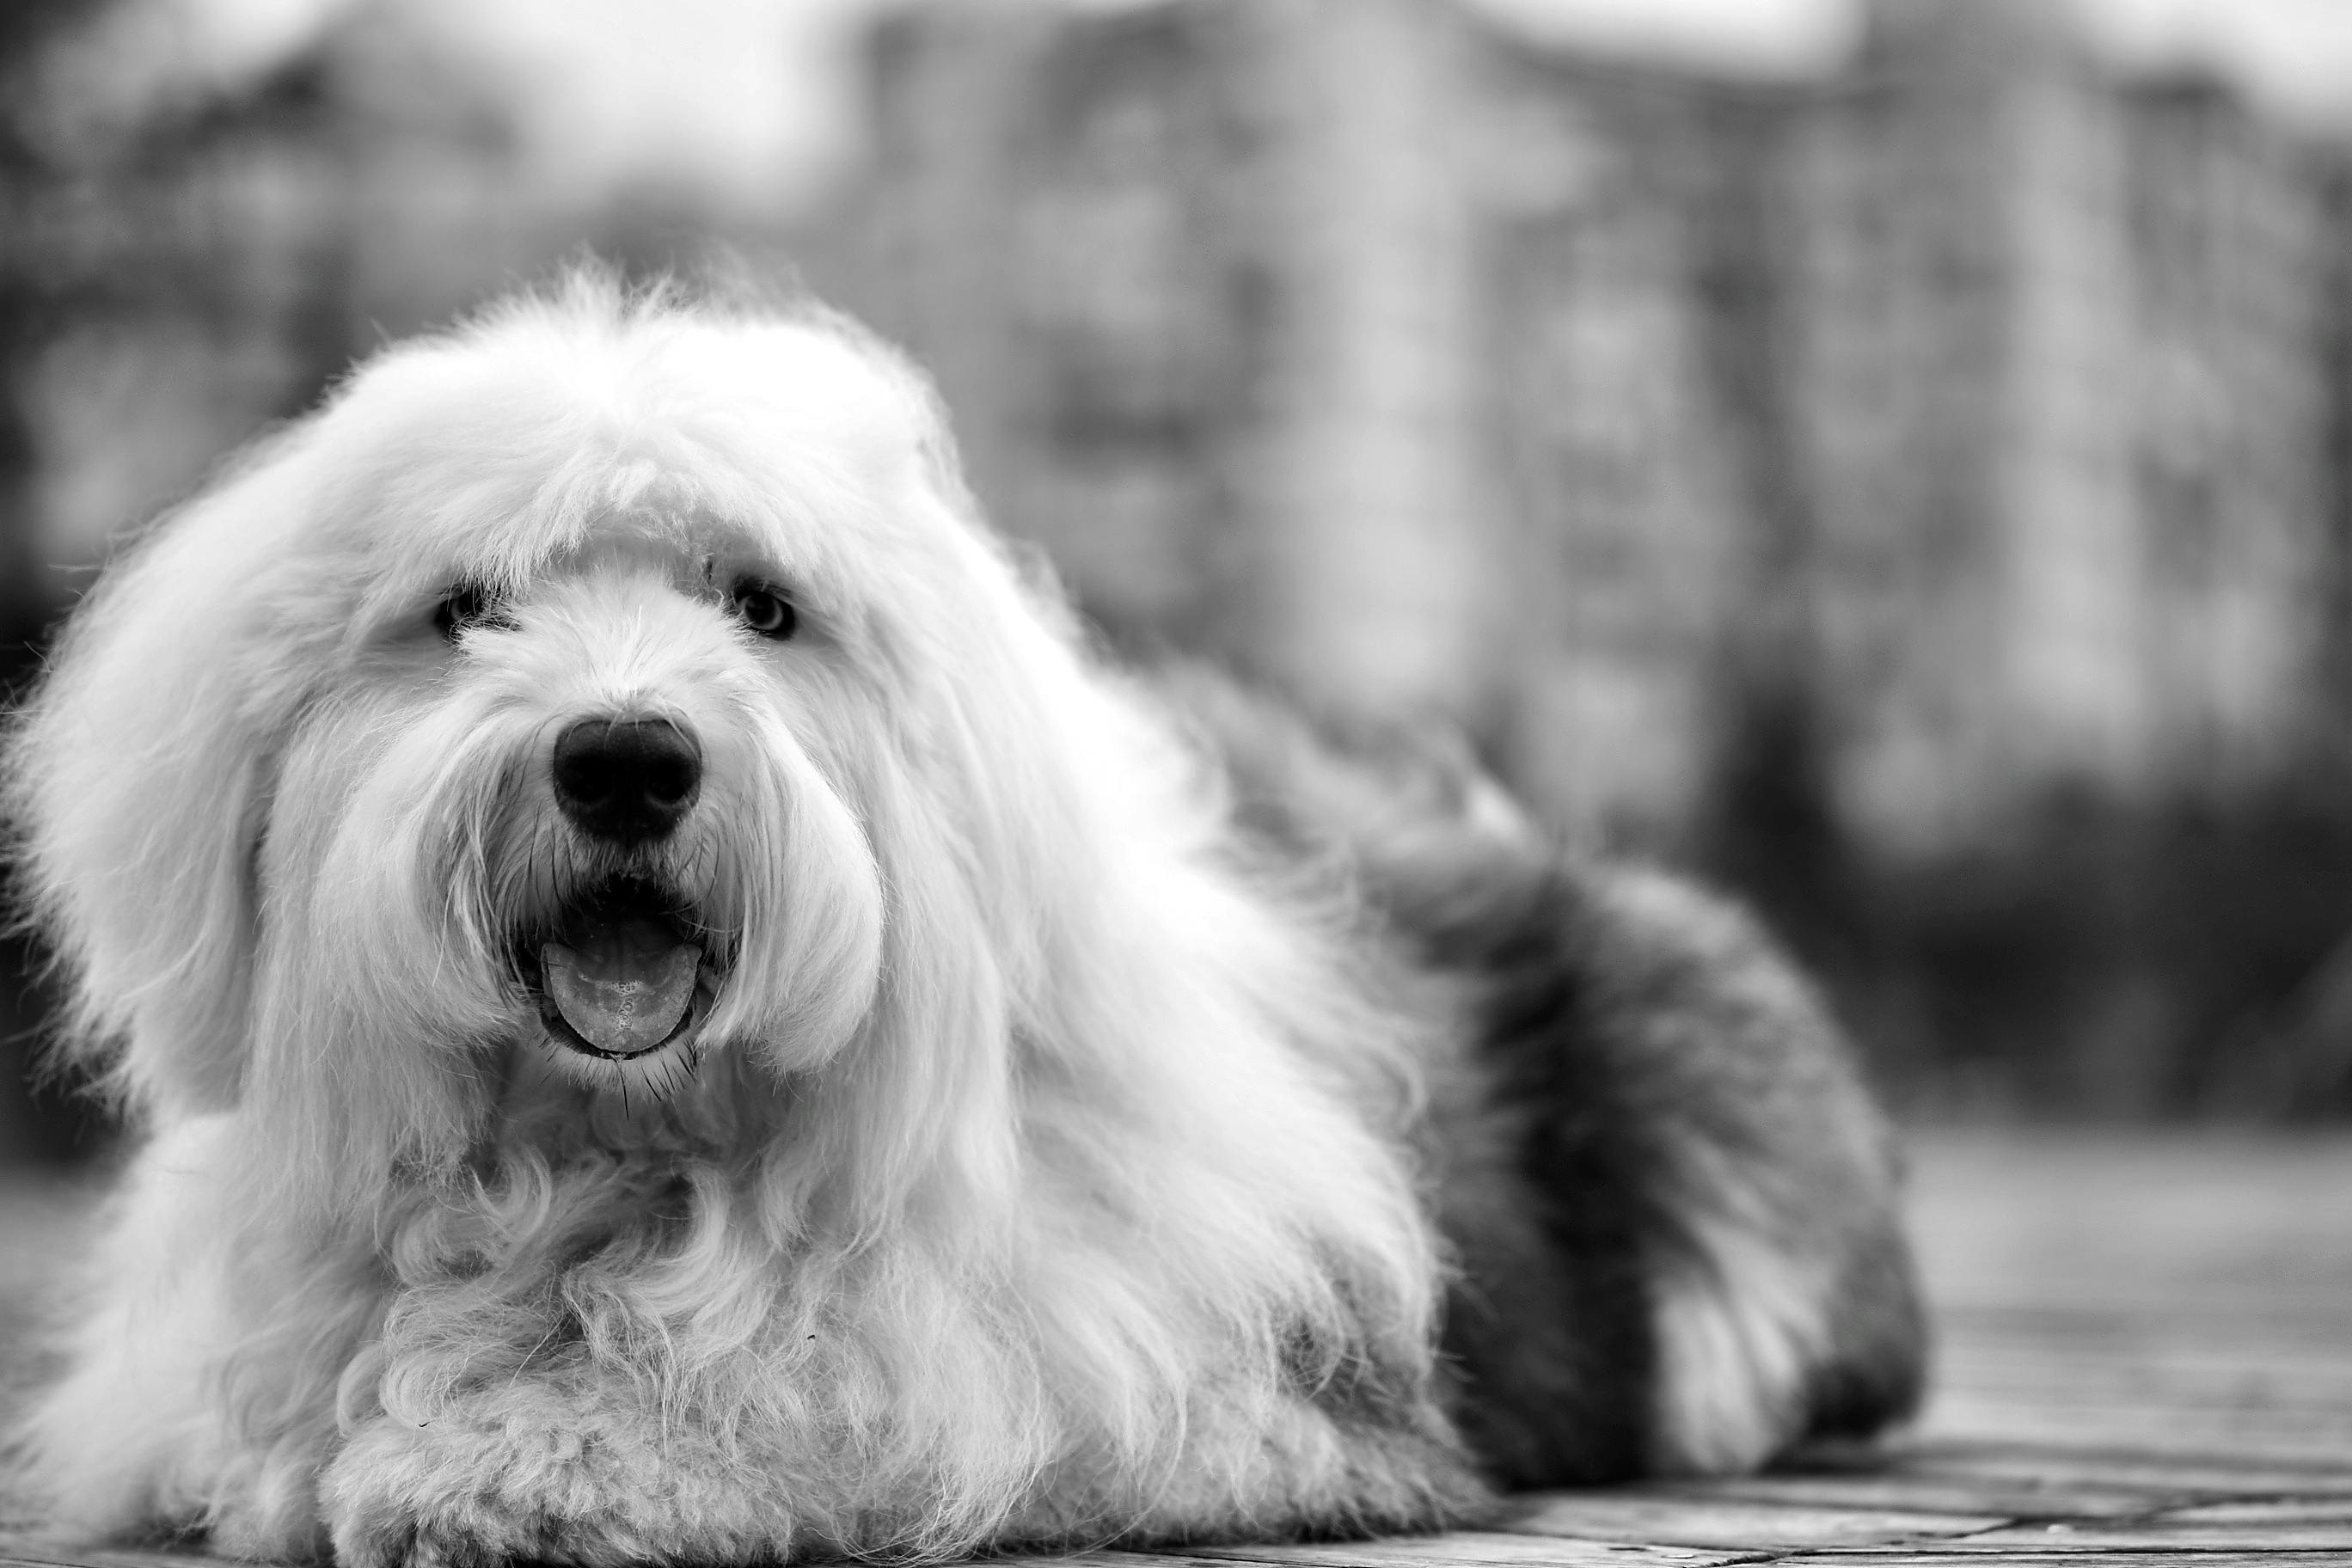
<box><xmin>732</xmin><ymin>581</ymin><xmax>797</xmax><ymax>640</ymax></box>
<box><xmin>434</xmin><ymin>582</ymin><xmax>508</xmax><ymax>640</ymax></box>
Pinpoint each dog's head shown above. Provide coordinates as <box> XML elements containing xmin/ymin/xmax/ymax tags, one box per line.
<box><xmin>12</xmin><ymin>277</ymin><xmax>1138</xmax><ymax>1197</ymax></box>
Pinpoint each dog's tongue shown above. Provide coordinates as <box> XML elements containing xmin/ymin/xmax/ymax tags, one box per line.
<box><xmin>542</xmin><ymin>916</ymin><xmax>700</xmax><ymax>1056</ymax></box>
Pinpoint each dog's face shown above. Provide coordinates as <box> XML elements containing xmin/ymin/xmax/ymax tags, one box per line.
<box><xmin>17</xmin><ymin>286</ymin><xmax>1091</xmax><ymax>1154</ymax></box>
<box><xmin>280</xmin><ymin>513</ymin><xmax>890</xmax><ymax>1106</ymax></box>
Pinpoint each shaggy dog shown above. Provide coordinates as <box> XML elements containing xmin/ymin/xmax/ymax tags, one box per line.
<box><xmin>7</xmin><ymin>278</ymin><xmax>1923</xmax><ymax>1565</ymax></box>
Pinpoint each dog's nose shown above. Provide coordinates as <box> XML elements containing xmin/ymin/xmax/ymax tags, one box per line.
<box><xmin>552</xmin><ymin>718</ymin><xmax>702</xmax><ymax>844</ymax></box>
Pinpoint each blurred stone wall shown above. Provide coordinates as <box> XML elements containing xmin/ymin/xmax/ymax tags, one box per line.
<box><xmin>1798</xmin><ymin>1</ymin><xmax>2339</xmax><ymax>850</ymax></box>
<box><xmin>813</xmin><ymin>0</ymin><xmax>2352</xmax><ymax>863</ymax></box>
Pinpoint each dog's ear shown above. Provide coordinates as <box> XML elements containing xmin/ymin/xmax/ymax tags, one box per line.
<box><xmin>11</xmin><ymin>435</ymin><xmax>320</xmax><ymax>1118</ymax></box>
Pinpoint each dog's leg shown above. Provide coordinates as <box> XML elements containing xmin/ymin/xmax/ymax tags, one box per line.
<box><xmin>11</xmin><ymin>1117</ymin><xmax>350</xmax><ymax>1559</ymax></box>
<box><xmin>1424</xmin><ymin>862</ymin><xmax>1926</xmax><ymax>1482</ymax></box>
<box><xmin>1579</xmin><ymin>869</ymin><xmax>1924</xmax><ymax>1475</ymax></box>
<box><xmin>1012</xmin><ymin>1377</ymin><xmax>1489</xmax><ymax>1550</ymax></box>
<box><xmin>1164</xmin><ymin>1387</ymin><xmax>1493</xmax><ymax>1543</ymax></box>
<box><xmin>13</xmin><ymin>1121</ymin><xmax>237</xmax><ymax>1542</ymax></box>
<box><xmin>328</xmin><ymin>1364</ymin><xmax>1485</xmax><ymax>1568</ymax></box>
<box><xmin>322</xmin><ymin>1381</ymin><xmax>796</xmax><ymax>1568</ymax></box>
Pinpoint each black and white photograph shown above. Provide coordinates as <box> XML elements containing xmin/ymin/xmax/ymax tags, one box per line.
<box><xmin>0</xmin><ymin>0</ymin><xmax>2347</xmax><ymax>1565</ymax></box>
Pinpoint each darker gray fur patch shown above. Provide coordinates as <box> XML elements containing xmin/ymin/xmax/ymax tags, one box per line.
<box><xmin>1162</xmin><ymin>668</ymin><xmax>1927</xmax><ymax>1487</ymax></box>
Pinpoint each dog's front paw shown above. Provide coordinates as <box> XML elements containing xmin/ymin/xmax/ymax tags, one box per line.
<box><xmin>322</xmin><ymin>1401</ymin><xmax>780</xmax><ymax>1568</ymax></box>
<box><xmin>325</xmin><ymin>1415</ymin><xmax>587</xmax><ymax>1568</ymax></box>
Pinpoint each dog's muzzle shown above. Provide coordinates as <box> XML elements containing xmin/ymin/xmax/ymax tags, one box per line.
<box><xmin>499</xmin><ymin>719</ymin><xmax>725</xmax><ymax>1061</ymax></box>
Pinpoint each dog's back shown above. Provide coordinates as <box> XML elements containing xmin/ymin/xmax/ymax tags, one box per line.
<box><xmin>1161</xmin><ymin>667</ymin><xmax>1927</xmax><ymax>1484</ymax></box>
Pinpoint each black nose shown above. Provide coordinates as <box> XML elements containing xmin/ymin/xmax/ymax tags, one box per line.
<box><xmin>552</xmin><ymin>718</ymin><xmax>702</xmax><ymax>844</ymax></box>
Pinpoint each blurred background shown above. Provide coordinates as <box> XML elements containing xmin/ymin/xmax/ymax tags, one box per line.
<box><xmin>9</xmin><ymin>0</ymin><xmax>2352</xmax><ymax>1188</ymax></box>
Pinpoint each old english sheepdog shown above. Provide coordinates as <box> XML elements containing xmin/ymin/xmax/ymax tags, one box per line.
<box><xmin>7</xmin><ymin>277</ymin><xmax>1923</xmax><ymax>1565</ymax></box>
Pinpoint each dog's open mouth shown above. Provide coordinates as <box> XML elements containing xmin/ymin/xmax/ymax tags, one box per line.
<box><xmin>517</xmin><ymin>879</ymin><xmax>715</xmax><ymax>1060</ymax></box>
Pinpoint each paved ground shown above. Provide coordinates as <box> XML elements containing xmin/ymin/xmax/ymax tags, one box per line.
<box><xmin>0</xmin><ymin>1130</ymin><xmax>2347</xmax><ymax>1565</ymax></box>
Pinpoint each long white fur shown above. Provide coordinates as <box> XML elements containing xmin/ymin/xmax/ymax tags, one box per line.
<box><xmin>9</xmin><ymin>278</ymin><xmax>1448</xmax><ymax>1561</ymax></box>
